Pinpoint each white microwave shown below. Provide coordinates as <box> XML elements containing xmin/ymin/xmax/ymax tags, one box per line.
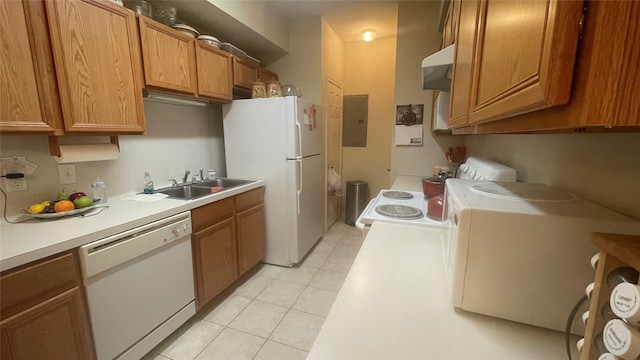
<box><xmin>441</xmin><ymin>179</ymin><xmax>640</xmax><ymax>333</ymax></box>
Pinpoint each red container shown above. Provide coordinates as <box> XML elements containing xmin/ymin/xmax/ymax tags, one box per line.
<box><xmin>421</xmin><ymin>177</ymin><xmax>443</xmax><ymax>198</ymax></box>
<box><xmin>427</xmin><ymin>194</ymin><xmax>445</xmax><ymax>220</ymax></box>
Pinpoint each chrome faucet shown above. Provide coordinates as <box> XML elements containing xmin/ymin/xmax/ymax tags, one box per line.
<box><xmin>199</xmin><ymin>168</ymin><xmax>204</xmax><ymax>182</ymax></box>
<box><xmin>169</xmin><ymin>179</ymin><xmax>178</xmax><ymax>188</ymax></box>
<box><xmin>182</xmin><ymin>170</ymin><xmax>190</xmax><ymax>184</ymax></box>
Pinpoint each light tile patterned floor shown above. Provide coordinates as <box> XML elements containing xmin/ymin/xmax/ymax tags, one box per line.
<box><xmin>143</xmin><ymin>221</ymin><xmax>363</xmax><ymax>360</ymax></box>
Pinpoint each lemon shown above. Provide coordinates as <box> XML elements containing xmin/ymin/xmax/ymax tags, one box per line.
<box><xmin>28</xmin><ymin>203</ymin><xmax>46</xmax><ymax>214</ymax></box>
<box><xmin>40</xmin><ymin>200</ymin><xmax>51</xmax><ymax>206</ymax></box>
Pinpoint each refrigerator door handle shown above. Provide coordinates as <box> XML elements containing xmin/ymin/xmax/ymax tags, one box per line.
<box><xmin>295</xmin><ymin>119</ymin><xmax>302</xmax><ymax>159</ymax></box>
<box><xmin>296</xmin><ymin>159</ymin><xmax>302</xmax><ymax>215</ymax></box>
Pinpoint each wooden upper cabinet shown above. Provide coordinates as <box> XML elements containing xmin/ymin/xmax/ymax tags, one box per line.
<box><xmin>0</xmin><ymin>0</ymin><xmax>63</xmax><ymax>134</ymax></box>
<box><xmin>449</xmin><ymin>0</ymin><xmax>478</xmax><ymax>128</ymax></box>
<box><xmin>466</xmin><ymin>0</ymin><xmax>583</xmax><ymax>125</ymax></box>
<box><xmin>45</xmin><ymin>0</ymin><xmax>145</xmax><ymax>133</ymax></box>
<box><xmin>232</xmin><ymin>57</ymin><xmax>258</xmax><ymax>90</ymax></box>
<box><xmin>441</xmin><ymin>0</ymin><xmax>460</xmax><ymax>48</ymax></box>
<box><xmin>258</xmin><ymin>67</ymin><xmax>278</xmax><ymax>83</ymax></box>
<box><xmin>453</xmin><ymin>0</ymin><xmax>640</xmax><ymax>134</ymax></box>
<box><xmin>196</xmin><ymin>43</ymin><xmax>233</xmax><ymax>101</ymax></box>
<box><xmin>139</xmin><ymin>17</ymin><xmax>198</xmax><ymax>95</ymax></box>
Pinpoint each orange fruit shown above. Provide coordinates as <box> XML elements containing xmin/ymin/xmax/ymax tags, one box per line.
<box><xmin>54</xmin><ymin>200</ymin><xmax>75</xmax><ymax>213</ymax></box>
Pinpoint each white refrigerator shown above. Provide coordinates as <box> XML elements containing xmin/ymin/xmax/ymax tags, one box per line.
<box><xmin>223</xmin><ymin>96</ymin><xmax>324</xmax><ymax>267</ymax></box>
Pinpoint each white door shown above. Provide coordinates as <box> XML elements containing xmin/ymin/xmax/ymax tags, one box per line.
<box><xmin>325</xmin><ymin>79</ymin><xmax>343</xmax><ymax>229</ymax></box>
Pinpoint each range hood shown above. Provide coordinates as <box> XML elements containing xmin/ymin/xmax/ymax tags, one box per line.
<box><xmin>422</xmin><ymin>44</ymin><xmax>454</xmax><ymax>91</ymax></box>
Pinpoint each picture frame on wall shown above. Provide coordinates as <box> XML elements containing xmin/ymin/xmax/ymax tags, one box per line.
<box><xmin>395</xmin><ymin>104</ymin><xmax>424</xmax><ymax>146</ymax></box>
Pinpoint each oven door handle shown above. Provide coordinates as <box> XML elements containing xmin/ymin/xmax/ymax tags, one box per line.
<box><xmin>355</xmin><ymin>199</ymin><xmax>376</xmax><ymax>230</ymax></box>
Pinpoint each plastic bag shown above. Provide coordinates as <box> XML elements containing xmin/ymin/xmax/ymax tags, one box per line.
<box><xmin>328</xmin><ymin>167</ymin><xmax>344</xmax><ymax>196</ymax></box>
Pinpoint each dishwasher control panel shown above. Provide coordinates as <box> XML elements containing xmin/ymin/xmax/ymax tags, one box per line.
<box><xmin>78</xmin><ymin>211</ymin><xmax>192</xmax><ymax>278</ymax></box>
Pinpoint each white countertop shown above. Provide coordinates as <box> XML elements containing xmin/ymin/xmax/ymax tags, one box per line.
<box><xmin>308</xmin><ymin>175</ymin><xmax>579</xmax><ymax>360</ymax></box>
<box><xmin>0</xmin><ymin>180</ymin><xmax>265</xmax><ymax>272</ymax></box>
<box><xmin>391</xmin><ymin>175</ymin><xmax>424</xmax><ymax>192</ymax></box>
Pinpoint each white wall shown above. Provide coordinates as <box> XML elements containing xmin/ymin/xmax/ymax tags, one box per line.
<box><xmin>207</xmin><ymin>0</ymin><xmax>289</xmax><ymax>52</ymax></box>
<box><xmin>268</xmin><ymin>16</ymin><xmax>323</xmax><ymax>105</ymax></box>
<box><xmin>392</xmin><ymin>1</ymin><xmax>461</xmax><ymax>180</ymax></box>
<box><xmin>465</xmin><ymin>133</ymin><xmax>640</xmax><ymax>220</ymax></box>
<box><xmin>343</xmin><ymin>37</ymin><xmax>397</xmax><ymax>195</ymax></box>
<box><xmin>321</xmin><ymin>18</ymin><xmax>344</xmax><ymax>86</ymax></box>
<box><xmin>0</xmin><ymin>101</ymin><xmax>226</xmax><ymax>218</ymax></box>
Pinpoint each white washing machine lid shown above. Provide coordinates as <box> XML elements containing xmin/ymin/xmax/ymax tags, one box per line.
<box><xmin>446</xmin><ymin>179</ymin><xmax>639</xmax><ymax>222</ymax></box>
<box><xmin>469</xmin><ymin>182</ymin><xmax>576</xmax><ymax>202</ymax></box>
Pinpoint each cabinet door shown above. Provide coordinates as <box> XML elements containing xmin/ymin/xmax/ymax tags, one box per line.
<box><xmin>196</xmin><ymin>42</ymin><xmax>233</xmax><ymax>101</ymax></box>
<box><xmin>1</xmin><ymin>251</ymin><xmax>95</xmax><ymax>360</ymax></box>
<box><xmin>441</xmin><ymin>0</ymin><xmax>459</xmax><ymax>48</ymax></box>
<box><xmin>232</xmin><ymin>57</ymin><xmax>258</xmax><ymax>90</ymax></box>
<box><xmin>237</xmin><ymin>204</ymin><xmax>266</xmax><ymax>275</ymax></box>
<box><xmin>45</xmin><ymin>0</ymin><xmax>145</xmax><ymax>133</ymax></box>
<box><xmin>0</xmin><ymin>0</ymin><xmax>63</xmax><ymax>133</ymax></box>
<box><xmin>258</xmin><ymin>67</ymin><xmax>278</xmax><ymax>83</ymax></box>
<box><xmin>139</xmin><ymin>17</ymin><xmax>198</xmax><ymax>95</ymax></box>
<box><xmin>449</xmin><ymin>0</ymin><xmax>478</xmax><ymax>128</ymax></box>
<box><xmin>1</xmin><ymin>287</ymin><xmax>95</xmax><ymax>360</ymax></box>
<box><xmin>192</xmin><ymin>218</ymin><xmax>237</xmax><ymax>309</ymax></box>
<box><xmin>467</xmin><ymin>0</ymin><xmax>582</xmax><ymax>124</ymax></box>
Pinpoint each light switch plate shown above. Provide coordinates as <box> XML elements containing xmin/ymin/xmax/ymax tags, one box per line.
<box><xmin>58</xmin><ymin>164</ymin><xmax>77</xmax><ymax>185</ymax></box>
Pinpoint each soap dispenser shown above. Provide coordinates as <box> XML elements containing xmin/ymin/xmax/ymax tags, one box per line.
<box><xmin>143</xmin><ymin>172</ymin><xmax>155</xmax><ymax>194</ymax></box>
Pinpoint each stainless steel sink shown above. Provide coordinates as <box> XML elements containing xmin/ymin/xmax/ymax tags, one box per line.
<box><xmin>198</xmin><ymin>178</ymin><xmax>255</xmax><ymax>188</ymax></box>
<box><xmin>157</xmin><ymin>178</ymin><xmax>255</xmax><ymax>200</ymax></box>
<box><xmin>159</xmin><ymin>185</ymin><xmax>215</xmax><ymax>200</ymax></box>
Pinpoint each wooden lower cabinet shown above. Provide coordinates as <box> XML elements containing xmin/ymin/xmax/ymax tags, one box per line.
<box><xmin>237</xmin><ymin>203</ymin><xmax>266</xmax><ymax>276</ymax></box>
<box><xmin>191</xmin><ymin>188</ymin><xmax>266</xmax><ymax>310</ymax></box>
<box><xmin>192</xmin><ymin>217</ymin><xmax>237</xmax><ymax>309</ymax></box>
<box><xmin>0</xmin><ymin>251</ymin><xmax>95</xmax><ymax>360</ymax></box>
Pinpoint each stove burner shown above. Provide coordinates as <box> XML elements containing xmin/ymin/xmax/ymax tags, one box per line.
<box><xmin>382</xmin><ymin>191</ymin><xmax>413</xmax><ymax>199</ymax></box>
<box><xmin>375</xmin><ymin>205</ymin><xmax>424</xmax><ymax>219</ymax></box>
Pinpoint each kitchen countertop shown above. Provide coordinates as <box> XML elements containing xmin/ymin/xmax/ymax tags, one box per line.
<box><xmin>308</xmin><ymin>175</ymin><xmax>579</xmax><ymax>360</ymax></box>
<box><xmin>0</xmin><ymin>180</ymin><xmax>265</xmax><ymax>272</ymax></box>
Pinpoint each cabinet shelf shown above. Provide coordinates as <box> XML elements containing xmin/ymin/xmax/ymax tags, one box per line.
<box><xmin>581</xmin><ymin>233</ymin><xmax>640</xmax><ymax>360</ymax></box>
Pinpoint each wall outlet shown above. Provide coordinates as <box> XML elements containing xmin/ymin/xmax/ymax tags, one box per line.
<box><xmin>4</xmin><ymin>178</ymin><xmax>28</xmax><ymax>192</ymax></box>
<box><xmin>58</xmin><ymin>164</ymin><xmax>77</xmax><ymax>185</ymax></box>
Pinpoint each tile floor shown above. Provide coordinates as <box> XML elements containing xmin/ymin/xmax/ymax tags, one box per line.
<box><xmin>143</xmin><ymin>221</ymin><xmax>364</xmax><ymax>360</ymax></box>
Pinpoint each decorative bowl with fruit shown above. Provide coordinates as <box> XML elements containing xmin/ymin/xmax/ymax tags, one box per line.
<box><xmin>24</xmin><ymin>189</ymin><xmax>98</xmax><ymax>219</ymax></box>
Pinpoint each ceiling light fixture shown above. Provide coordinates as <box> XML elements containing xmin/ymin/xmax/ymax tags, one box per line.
<box><xmin>361</xmin><ymin>29</ymin><xmax>376</xmax><ymax>42</ymax></box>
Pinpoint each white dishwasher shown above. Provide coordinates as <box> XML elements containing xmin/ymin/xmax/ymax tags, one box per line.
<box><xmin>78</xmin><ymin>211</ymin><xmax>195</xmax><ymax>360</ymax></box>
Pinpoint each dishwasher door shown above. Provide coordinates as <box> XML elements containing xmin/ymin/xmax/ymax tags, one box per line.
<box><xmin>79</xmin><ymin>212</ymin><xmax>195</xmax><ymax>360</ymax></box>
